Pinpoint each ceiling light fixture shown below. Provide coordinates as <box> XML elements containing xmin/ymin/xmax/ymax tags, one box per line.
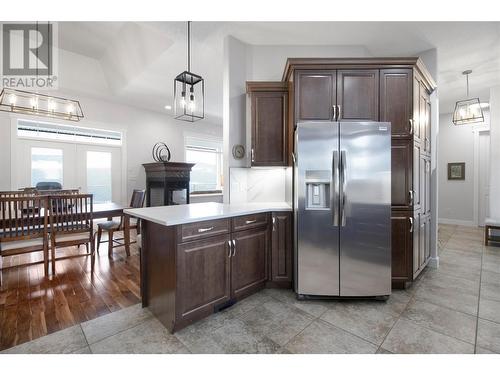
<box><xmin>173</xmin><ymin>21</ymin><xmax>204</xmax><ymax>122</ymax></box>
<box><xmin>452</xmin><ymin>70</ymin><xmax>484</xmax><ymax>125</ymax></box>
<box><xmin>0</xmin><ymin>88</ymin><xmax>84</xmax><ymax>121</ymax></box>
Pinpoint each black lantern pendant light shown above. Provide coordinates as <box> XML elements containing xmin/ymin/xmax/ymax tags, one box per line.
<box><xmin>452</xmin><ymin>70</ymin><xmax>484</xmax><ymax>125</ymax></box>
<box><xmin>174</xmin><ymin>21</ymin><xmax>204</xmax><ymax>122</ymax></box>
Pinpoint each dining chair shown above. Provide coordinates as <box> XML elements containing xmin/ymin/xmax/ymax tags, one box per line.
<box><xmin>48</xmin><ymin>194</ymin><xmax>95</xmax><ymax>275</ymax></box>
<box><xmin>0</xmin><ymin>196</ymin><xmax>49</xmax><ymax>285</ymax></box>
<box><xmin>96</xmin><ymin>189</ymin><xmax>145</xmax><ymax>258</ymax></box>
<box><xmin>35</xmin><ymin>182</ymin><xmax>62</xmax><ymax>190</ymax></box>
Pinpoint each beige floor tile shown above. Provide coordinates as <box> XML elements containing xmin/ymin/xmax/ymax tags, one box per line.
<box><xmin>481</xmin><ymin>281</ymin><xmax>500</xmax><ymax>302</ymax></box>
<box><xmin>1</xmin><ymin>325</ymin><xmax>88</xmax><ymax>354</ymax></box>
<box><xmin>414</xmin><ymin>283</ymin><xmax>479</xmax><ymax>315</ymax></box>
<box><xmin>477</xmin><ymin>319</ymin><xmax>500</xmax><ymax>353</ymax></box>
<box><xmin>262</xmin><ymin>288</ymin><xmax>331</xmax><ymax>317</ymax></box>
<box><xmin>479</xmin><ymin>298</ymin><xmax>500</xmax><ymax>324</ymax></box>
<box><xmin>381</xmin><ymin>318</ymin><xmax>474</xmax><ymax>354</ymax></box>
<box><xmin>402</xmin><ymin>298</ymin><xmax>477</xmax><ymax>343</ymax></box>
<box><xmin>285</xmin><ymin>320</ymin><xmax>377</xmax><ymax>354</ymax></box>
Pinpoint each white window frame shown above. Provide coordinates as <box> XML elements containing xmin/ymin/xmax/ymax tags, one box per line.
<box><xmin>184</xmin><ymin>134</ymin><xmax>223</xmax><ymax>194</ymax></box>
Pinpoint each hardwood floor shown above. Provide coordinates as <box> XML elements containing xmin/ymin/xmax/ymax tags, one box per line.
<box><xmin>0</xmin><ymin>232</ymin><xmax>141</xmax><ymax>351</ymax></box>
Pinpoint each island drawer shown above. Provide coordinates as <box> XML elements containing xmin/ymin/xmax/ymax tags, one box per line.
<box><xmin>178</xmin><ymin>218</ymin><xmax>230</xmax><ymax>242</ymax></box>
<box><xmin>232</xmin><ymin>213</ymin><xmax>269</xmax><ymax>232</ymax></box>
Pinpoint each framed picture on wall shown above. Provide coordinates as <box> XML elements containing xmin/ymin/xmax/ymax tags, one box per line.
<box><xmin>448</xmin><ymin>162</ymin><xmax>465</xmax><ymax>180</ymax></box>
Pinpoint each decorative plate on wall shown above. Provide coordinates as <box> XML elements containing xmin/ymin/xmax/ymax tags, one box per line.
<box><xmin>232</xmin><ymin>144</ymin><xmax>245</xmax><ymax>159</ymax></box>
<box><xmin>448</xmin><ymin>162</ymin><xmax>465</xmax><ymax>180</ymax></box>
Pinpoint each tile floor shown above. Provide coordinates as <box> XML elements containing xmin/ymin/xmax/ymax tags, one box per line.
<box><xmin>2</xmin><ymin>224</ymin><xmax>500</xmax><ymax>354</ymax></box>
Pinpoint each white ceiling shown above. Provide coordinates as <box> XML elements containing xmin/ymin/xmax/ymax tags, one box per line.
<box><xmin>55</xmin><ymin>21</ymin><xmax>500</xmax><ymax>121</ymax></box>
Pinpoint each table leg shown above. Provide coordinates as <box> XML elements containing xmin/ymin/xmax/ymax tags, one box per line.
<box><xmin>124</xmin><ymin>214</ymin><xmax>131</xmax><ymax>257</ymax></box>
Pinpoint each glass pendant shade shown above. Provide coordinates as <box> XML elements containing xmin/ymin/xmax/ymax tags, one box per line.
<box><xmin>0</xmin><ymin>88</ymin><xmax>84</xmax><ymax>121</ymax></box>
<box><xmin>452</xmin><ymin>70</ymin><xmax>484</xmax><ymax>125</ymax></box>
<box><xmin>174</xmin><ymin>71</ymin><xmax>204</xmax><ymax>122</ymax></box>
<box><xmin>173</xmin><ymin>21</ymin><xmax>204</xmax><ymax>122</ymax></box>
<box><xmin>452</xmin><ymin>98</ymin><xmax>484</xmax><ymax>125</ymax></box>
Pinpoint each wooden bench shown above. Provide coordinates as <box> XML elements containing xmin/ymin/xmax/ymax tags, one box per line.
<box><xmin>484</xmin><ymin>218</ymin><xmax>500</xmax><ymax>246</ymax></box>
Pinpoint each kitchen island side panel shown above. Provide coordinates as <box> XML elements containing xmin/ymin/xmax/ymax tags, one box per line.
<box><xmin>142</xmin><ymin>220</ymin><xmax>177</xmax><ymax>332</ymax></box>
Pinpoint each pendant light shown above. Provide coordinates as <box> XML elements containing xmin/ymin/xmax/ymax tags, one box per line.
<box><xmin>173</xmin><ymin>21</ymin><xmax>204</xmax><ymax>122</ymax></box>
<box><xmin>452</xmin><ymin>70</ymin><xmax>484</xmax><ymax>125</ymax></box>
<box><xmin>0</xmin><ymin>22</ymin><xmax>84</xmax><ymax>121</ymax></box>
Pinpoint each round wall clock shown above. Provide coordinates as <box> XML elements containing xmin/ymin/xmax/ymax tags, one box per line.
<box><xmin>232</xmin><ymin>144</ymin><xmax>245</xmax><ymax>159</ymax></box>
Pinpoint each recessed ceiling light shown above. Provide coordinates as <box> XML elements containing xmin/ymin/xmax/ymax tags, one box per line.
<box><xmin>164</xmin><ymin>105</ymin><xmax>172</xmax><ymax>110</ymax></box>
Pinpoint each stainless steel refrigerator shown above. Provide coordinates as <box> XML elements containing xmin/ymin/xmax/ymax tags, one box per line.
<box><xmin>294</xmin><ymin>121</ymin><xmax>391</xmax><ymax>298</ymax></box>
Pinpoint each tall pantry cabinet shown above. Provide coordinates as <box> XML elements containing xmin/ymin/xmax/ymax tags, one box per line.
<box><xmin>282</xmin><ymin>58</ymin><xmax>436</xmax><ymax>289</ymax></box>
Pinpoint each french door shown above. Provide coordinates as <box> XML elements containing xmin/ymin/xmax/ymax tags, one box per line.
<box><xmin>13</xmin><ymin>139</ymin><xmax>122</xmax><ymax>204</ymax></box>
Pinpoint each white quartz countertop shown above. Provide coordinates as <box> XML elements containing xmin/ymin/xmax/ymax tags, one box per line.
<box><xmin>124</xmin><ymin>202</ymin><xmax>292</xmax><ymax>226</ymax></box>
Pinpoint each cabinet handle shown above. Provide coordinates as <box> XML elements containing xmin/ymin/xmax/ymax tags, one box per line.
<box><xmin>409</xmin><ymin>217</ymin><xmax>414</xmax><ymax>233</ymax></box>
<box><xmin>292</xmin><ymin>152</ymin><xmax>296</xmax><ymax>165</ymax></box>
<box><xmin>245</xmin><ymin>219</ymin><xmax>256</xmax><ymax>224</ymax></box>
<box><xmin>232</xmin><ymin>239</ymin><xmax>236</xmax><ymax>257</ymax></box>
<box><xmin>409</xmin><ymin>190</ymin><xmax>414</xmax><ymax>205</ymax></box>
<box><xmin>198</xmin><ymin>226</ymin><xmax>214</xmax><ymax>233</ymax></box>
<box><xmin>332</xmin><ymin>105</ymin><xmax>337</xmax><ymax>121</ymax></box>
<box><xmin>251</xmin><ymin>148</ymin><xmax>255</xmax><ymax>163</ymax></box>
<box><xmin>272</xmin><ymin>216</ymin><xmax>276</xmax><ymax>231</ymax></box>
<box><xmin>409</xmin><ymin>119</ymin><xmax>414</xmax><ymax>135</ymax></box>
<box><xmin>337</xmin><ymin>105</ymin><xmax>341</xmax><ymax>121</ymax></box>
<box><xmin>227</xmin><ymin>240</ymin><xmax>232</xmax><ymax>258</ymax></box>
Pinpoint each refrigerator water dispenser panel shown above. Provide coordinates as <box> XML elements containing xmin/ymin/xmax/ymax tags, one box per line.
<box><xmin>305</xmin><ymin>170</ymin><xmax>330</xmax><ymax>210</ymax></box>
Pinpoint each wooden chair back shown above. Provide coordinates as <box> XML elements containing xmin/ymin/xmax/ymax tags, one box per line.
<box><xmin>0</xmin><ymin>196</ymin><xmax>48</xmax><ymax>244</ymax></box>
<box><xmin>48</xmin><ymin>194</ymin><xmax>93</xmax><ymax>235</ymax></box>
<box><xmin>37</xmin><ymin>189</ymin><xmax>80</xmax><ymax>196</ymax></box>
<box><xmin>130</xmin><ymin>189</ymin><xmax>146</xmax><ymax>209</ymax></box>
<box><xmin>0</xmin><ymin>191</ymin><xmax>36</xmax><ymax>199</ymax></box>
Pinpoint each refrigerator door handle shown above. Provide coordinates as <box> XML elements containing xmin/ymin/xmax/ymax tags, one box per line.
<box><xmin>332</xmin><ymin>150</ymin><xmax>339</xmax><ymax>226</ymax></box>
<box><xmin>340</xmin><ymin>150</ymin><xmax>347</xmax><ymax>227</ymax></box>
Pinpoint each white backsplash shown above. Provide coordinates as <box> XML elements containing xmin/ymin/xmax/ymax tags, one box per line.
<box><xmin>230</xmin><ymin>167</ymin><xmax>292</xmax><ymax>204</ymax></box>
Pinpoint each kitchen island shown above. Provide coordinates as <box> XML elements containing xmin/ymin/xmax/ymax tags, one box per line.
<box><xmin>124</xmin><ymin>202</ymin><xmax>293</xmax><ymax>332</ymax></box>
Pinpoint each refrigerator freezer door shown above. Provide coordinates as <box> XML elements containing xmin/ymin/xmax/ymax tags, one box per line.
<box><xmin>296</xmin><ymin>122</ymin><xmax>340</xmax><ymax>296</ymax></box>
<box><xmin>339</xmin><ymin>122</ymin><xmax>392</xmax><ymax>296</ymax></box>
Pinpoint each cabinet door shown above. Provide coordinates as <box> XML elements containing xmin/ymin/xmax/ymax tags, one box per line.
<box><xmin>380</xmin><ymin>69</ymin><xmax>413</xmax><ymax>137</ymax></box>
<box><xmin>391</xmin><ymin>139</ymin><xmax>413</xmax><ymax>209</ymax></box>
<box><xmin>251</xmin><ymin>91</ymin><xmax>288</xmax><ymax>166</ymax></box>
<box><xmin>295</xmin><ymin>70</ymin><xmax>336</xmax><ymax>122</ymax></box>
<box><xmin>176</xmin><ymin>235</ymin><xmax>231</xmax><ymax>321</ymax></box>
<box><xmin>231</xmin><ymin>227</ymin><xmax>268</xmax><ymax>299</ymax></box>
<box><xmin>412</xmin><ymin>212</ymin><xmax>420</xmax><ymax>275</ymax></box>
<box><xmin>412</xmin><ymin>74</ymin><xmax>422</xmax><ymax>142</ymax></box>
<box><xmin>419</xmin><ymin>216</ymin><xmax>426</xmax><ymax>269</ymax></box>
<box><xmin>337</xmin><ymin>69</ymin><xmax>379</xmax><ymax>121</ymax></box>
<box><xmin>425</xmin><ymin>158</ymin><xmax>431</xmax><ymax>216</ymax></box>
<box><xmin>391</xmin><ymin>210</ymin><xmax>412</xmax><ymax>281</ymax></box>
<box><xmin>424</xmin><ymin>97</ymin><xmax>431</xmax><ymax>154</ymax></box>
<box><xmin>413</xmin><ymin>142</ymin><xmax>422</xmax><ymax>209</ymax></box>
<box><xmin>424</xmin><ymin>215</ymin><xmax>431</xmax><ymax>261</ymax></box>
<box><xmin>271</xmin><ymin>212</ymin><xmax>293</xmax><ymax>283</ymax></box>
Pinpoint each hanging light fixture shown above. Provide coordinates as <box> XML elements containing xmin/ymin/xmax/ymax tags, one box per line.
<box><xmin>0</xmin><ymin>21</ymin><xmax>84</xmax><ymax>122</ymax></box>
<box><xmin>174</xmin><ymin>21</ymin><xmax>204</xmax><ymax>122</ymax></box>
<box><xmin>452</xmin><ymin>70</ymin><xmax>484</xmax><ymax>125</ymax></box>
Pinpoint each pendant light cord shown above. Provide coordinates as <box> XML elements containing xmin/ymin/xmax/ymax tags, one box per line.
<box><xmin>187</xmin><ymin>21</ymin><xmax>191</xmax><ymax>72</ymax></box>
<box><xmin>466</xmin><ymin>73</ymin><xmax>469</xmax><ymax>98</ymax></box>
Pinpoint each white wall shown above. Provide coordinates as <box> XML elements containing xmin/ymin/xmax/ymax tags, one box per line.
<box><xmin>0</xmin><ymin>91</ymin><xmax>222</xmax><ymax>202</ymax></box>
<box><xmin>438</xmin><ymin>111</ymin><xmax>490</xmax><ymax>225</ymax></box>
<box><xmin>489</xmin><ymin>86</ymin><xmax>500</xmax><ymax>219</ymax></box>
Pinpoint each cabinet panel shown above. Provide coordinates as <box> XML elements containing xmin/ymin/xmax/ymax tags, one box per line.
<box><xmin>179</xmin><ymin>219</ymin><xmax>230</xmax><ymax>243</ymax></box>
<box><xmin>391</xmin><ymin>139</ymin><xmax>413</xmax><ymax>209</ymax></box>
<box><xmin>251</xmin><ymin>91</ymin><xmax>288</xmax><ymax>166</ymax></box>
<box><xmin>424</xmin><ymin>215</ymin><xmax>431</xmax><ymax>262</ymax></box>
<box><xmin>296</xmin><ymin>70</ymin><xmax>336</xmax><ymax>122</ymax></box>
<box><xmin>380</xmin><ymin>69</ymin><xmax>413</xmax><ymax>137</ymax></box>
<box><xmin>413</xmin><ymin>142</ymin><xmax>422</xmax><ymax>209</ymax></box>
<box><xmin>176</xmin><ymin>235</ymin><xmax>231</xmax><ymax>321</ymax></box>
<box><xmin>424</xmin><ymin>157</ymin><xmax>431</xmax><ymax>216</ymax></box>
<box><xmin>419</xmin><ymin>216</ymin><xmax>426</xmax><ymax>270</ymax></box>
<box><xmin>391</xmin><ymin>210</ymin><xmax>412</xmax><ymax>280</ymax></box>
<box><xmin>231</xmin><ymin>227</ymin><xmax>268</xmax><ymax>299</ymax></box>
<box><xmin>232</xmin><ymin>213</ymin><xmax>268</xmax><ymax>232</ymax></box>
<box><xmin>337</xmin><ymin>69</ymin><xmax>379</xmax><ymax>121</ymax></box>
<box><xmin>413</xmin><ymin>74</ymin><xmax>422</xmax><ymax>142</ymax></box>
<box><xmin>412</xmin><ymin>212</ymin><xmax>421</xmax><ymax>276</ymax></box>
<box><xmin>271</xmin><ymin>212</ymin><xmax>293</xmax><ymax>283</ymax></box>
<box><xmin>424</xmin><ymin>97</ymin><xmax>432</xmax><ymax>154</ymax></box>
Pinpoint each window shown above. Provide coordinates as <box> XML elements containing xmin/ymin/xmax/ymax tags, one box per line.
<box><xmin>87</xmin><ymin>151</ymin><xmax>112</xmax><ymax>203</ymax></box>
<box><xmin>18</xmin><ymin>119</ymin><xmax>122</xmax><ymax>146</ymax></box>
<box><xmin>185</xmin><ymin>137</ymin><xmax>223</xmax><ymax>193</ymax></box>
<box><xmin>31</xmin><ymin>147</ymin><xmax>63</xmax><ymax>186</ymax></box>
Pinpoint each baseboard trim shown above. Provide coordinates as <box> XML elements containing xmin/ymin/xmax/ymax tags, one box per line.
<box><xmin>428</xmin><ymin>256</ymin><xmax>439</xmax><ymax>269</ymax></box>
<box><xmin>438</xmin><ymin>218</ymin><xmax>476</xmax><ymax>227</ymax></box>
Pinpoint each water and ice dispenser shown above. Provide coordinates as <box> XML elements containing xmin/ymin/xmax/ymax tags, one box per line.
<box><xmin>305</xmin><ymin>170</ymin><xmax>330</xmax><ymax>210</ymax></box>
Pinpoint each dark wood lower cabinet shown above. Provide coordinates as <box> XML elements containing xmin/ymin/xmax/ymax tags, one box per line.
<box><xmin>231</xmin><ymin>227</ymin><xmax>268</xmax><ymax>300</ymax></box>
<box><xmin>391</xmin><ymin>210</ymin><xmax>412</xmax><ymax>288</ymax></box>
<box><xmin>141</xmin><ymin>211</ymin><xmax>292</xmax><ymax>333</ymax></box>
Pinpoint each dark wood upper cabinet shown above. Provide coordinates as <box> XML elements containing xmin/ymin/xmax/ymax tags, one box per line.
<box><xmin>391</xmin><ymin>139</ymin><xmax>413</xmax><ymax>209</ymax></box>
<box><xmin>337</xmin><ymin>69</ymin><xmax>379</xmax><ymax>121</ymax></box>
<box><xmin>295</xmin><ymin>70</ymin><xmax>336</xmax><ymax>122</ymax></box>
<box><xmin>176</xmin><ymin>234</ymin><xmax>231</xmax><ymax>322</ymax></box>
<box><xmin>380</xmin><ymin>69</ymin><xmax>412</xmax><ymax>137</ymax></box>
<box><xmin>231</xmin><ymin>227</ymin><xmax>268</xmax><ymax>300</ymax></box>
<box><xmin>271</xmin><ymin>212</ymin><xmax>293</xmax><ymax>284</ymax></box>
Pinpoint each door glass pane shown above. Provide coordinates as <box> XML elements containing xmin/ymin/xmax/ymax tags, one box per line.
<box><xmin>31</xmin><ymin>147</ymin><xmax>63</xmax><ymax>187</ymax></box>
<box><xmin>186</xmin><ymin>148</ymin><xmax>218</xmax><ymax>192</ymax></box>
<box><xmin>87</xmin><ymin>151</ymin><xmax>112</xmax><ymax>203</ymax></box>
